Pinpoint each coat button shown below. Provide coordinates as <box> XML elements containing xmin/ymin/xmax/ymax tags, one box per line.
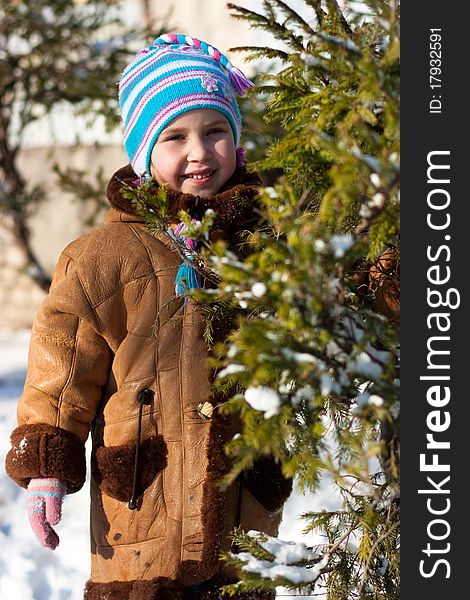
<box><xmin>197</xmin><ymin>401</ymin><xmax>213</xmax><ymax>420</ymax></box>
<box><xmin>138</xmin><ymin>388</ymin><xmax>153</xmax><ymax>405</ymax></box>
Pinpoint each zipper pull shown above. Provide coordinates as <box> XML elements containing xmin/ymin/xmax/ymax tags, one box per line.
<box><xmin>128</xmin><ymin>388</ymin><xmax>153</xmax><ymax>510</ymax></box>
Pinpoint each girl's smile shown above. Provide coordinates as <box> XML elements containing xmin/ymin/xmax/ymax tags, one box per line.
<box><xmin>182</xmin><ymin>169</ymin><xmax>215</xmax><ymax>183</ymax></box>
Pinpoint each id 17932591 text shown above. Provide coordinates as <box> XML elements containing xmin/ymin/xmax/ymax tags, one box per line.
<box><xmin>429</xmin><ymin>28</ymin><xmax>442</xmax><ymax>114</ymax></box>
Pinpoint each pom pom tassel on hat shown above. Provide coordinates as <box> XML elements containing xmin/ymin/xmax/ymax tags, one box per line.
<box><xmin>227</xmin><ymin>64</ymin><xmax>254</xmax><ymax>95</ymax></box>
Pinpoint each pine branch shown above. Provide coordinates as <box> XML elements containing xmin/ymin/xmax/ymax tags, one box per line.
<box><xmin>327</xmin><ymin>522</ymin><xmax>361</xmax><ymax>557</ymax></box>
<box><xmin>354</xmin><ymin>172</ymin><xmax>400</xmax><ymax>237</ymax></box>
<box><xmin>227</xmin><ymin>45</ymin><xmax>290</xmax><ymax>62</ymax></box>
<box><xmin>227</xmin><ymin>2</ymin><xmax>305</xmax><ymax>52</ymax></box>
<box><xmin>356</xmin><ymin>508</ymin><xmax>400</xmax><ymax>596</ymax></box>
<box><xmin>304</xmin><ymin>0</ymin><xmax>326</xmax><ymax>28</ymax></box>
<box><xmin>270</xmin><ymin>0</ymin><xmax>317</xmax><ymax>36</ymax></box>
<box><xmin>227</xmin><ymin>2</ymin><xmax>277</xmax><ymax>27</ymax></box>
<box><xmin>316</xmin><ymin>31</ymin><xmax>361</xmax><ymax>56</ymax></box>
<box><xmin>325</xmin><ymin>0</ymin><xmax>354</xmax><ymax>37</ymax></box>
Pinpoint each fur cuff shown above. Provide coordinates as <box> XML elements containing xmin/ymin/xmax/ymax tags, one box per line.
<box><xmin>91</xmin><ymin>435</ymin><xmax>167</xmax><ymax>502</ymax></box>
<box><xmin>84</xmin><ymin>577</ymin><xmax>275</xmax><ymax>600</ymax></box>
<box><xmin>241</xmin><ymin>456</ymin><xmax>293</xmax><ymax>513</ymax></box>
<box><xmin>84</xmin><ymin>578</ymin><xmax>183</xmax><ymax>599</ymax></box>
<box><xmin>5</xmin><ymin>424</ymin><xmax>86</xmax><ymax>493</ymax></box>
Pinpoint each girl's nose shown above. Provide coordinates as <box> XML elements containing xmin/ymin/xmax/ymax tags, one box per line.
<box><xmin>187</xmin><ymin>136</ymin><xmax>213</xmax><ymax>161</ymax></box>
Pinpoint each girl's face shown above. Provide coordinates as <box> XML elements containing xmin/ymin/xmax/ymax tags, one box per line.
<box><xmin>150</xmin><ymin>109</ymin><xmax>237</xmax><ymax>197</ymax></box>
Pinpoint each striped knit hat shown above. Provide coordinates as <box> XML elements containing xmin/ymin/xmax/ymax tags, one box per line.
<box><xmin>119</xmin><ymin>33</ymin><xmax>254</xmax><ymax>176</ymax></box>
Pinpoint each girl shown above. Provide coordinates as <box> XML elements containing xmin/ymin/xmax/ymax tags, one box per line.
<box><xmin>5</xmin><ymin>33</ymin><xmax>291</xmax><ymax>599</ymax></box>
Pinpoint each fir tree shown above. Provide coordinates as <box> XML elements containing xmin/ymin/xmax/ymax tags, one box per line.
<box><xmin>129</xmin><ymin>1</ymin><xmax>400</xmax><ymax>597</ymax></box>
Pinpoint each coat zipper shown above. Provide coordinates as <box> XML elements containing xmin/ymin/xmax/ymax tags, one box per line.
<box><xmin>128</xmin><ymin>388</ymin><xmax>153</xmax><ymax>510</ymax></box>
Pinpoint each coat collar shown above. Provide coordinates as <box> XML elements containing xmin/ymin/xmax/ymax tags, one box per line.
<box><xmin>105</xmin><ymin>164</ymin><xmax>263</xmax><ymax>239</ymax></box>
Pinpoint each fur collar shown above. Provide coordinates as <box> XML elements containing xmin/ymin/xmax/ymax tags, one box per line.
<box><xmin>106</xmin><ymin>164</ymin><xmax>263</xmax><ymax>240</ymax></box>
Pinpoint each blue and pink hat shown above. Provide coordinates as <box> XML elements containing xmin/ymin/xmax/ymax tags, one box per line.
<box><xmin>119</xmin><ymin>33</ymin><xmax>254</xmax><ymax>176</ymax></box>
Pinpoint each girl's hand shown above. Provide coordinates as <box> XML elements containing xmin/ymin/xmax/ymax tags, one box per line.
<box><xmin>27</xmin><ymin>478</ymin><xmax>67</xmax><ymax>550</ymax></box>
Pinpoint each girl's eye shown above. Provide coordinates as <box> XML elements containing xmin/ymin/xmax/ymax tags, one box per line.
<box><xmin>164</xmin><ymin>129</ymin><xmax>226</xmax><ymax>141</ymax></box>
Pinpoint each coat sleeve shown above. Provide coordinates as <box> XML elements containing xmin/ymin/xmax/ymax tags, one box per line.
<box><xmin>5</xmin><ymin>251</ymin><xmax>113</xmax><ymax>493</ymax></box>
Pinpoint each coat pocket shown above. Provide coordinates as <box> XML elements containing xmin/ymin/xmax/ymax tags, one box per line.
<box><xmin>91</xmin><ymin>435</ymin><xmax>167</xmax><ymax>502</ymax></box>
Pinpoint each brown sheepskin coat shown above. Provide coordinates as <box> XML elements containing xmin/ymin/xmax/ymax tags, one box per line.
<box><xmin>5</xmin><ymin>165</ymin><xmax>292</xmax><ymax>600</ymax></box>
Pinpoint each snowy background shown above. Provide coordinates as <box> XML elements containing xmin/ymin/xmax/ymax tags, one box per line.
<box><xmin>0</xmin><ymin>329</ymin><xmax>339</xmax><ymax>599</ymax></box>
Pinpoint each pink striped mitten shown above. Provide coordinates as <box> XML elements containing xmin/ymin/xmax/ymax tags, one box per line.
<box><xmin>27</xmin><ymin>478</ymin><xmax>67</xmax><ymax>550</ymax></box>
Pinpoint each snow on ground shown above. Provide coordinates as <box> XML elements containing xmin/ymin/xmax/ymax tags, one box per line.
<box><xmin>0</xmin><ymin>329</ymin><xmax>339</xmax><ymax>599</ymax></box>
<box><xmin>0</xmin><ymin>330</ymin><xmax>91</xmax><ymax>600</ymax></box>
